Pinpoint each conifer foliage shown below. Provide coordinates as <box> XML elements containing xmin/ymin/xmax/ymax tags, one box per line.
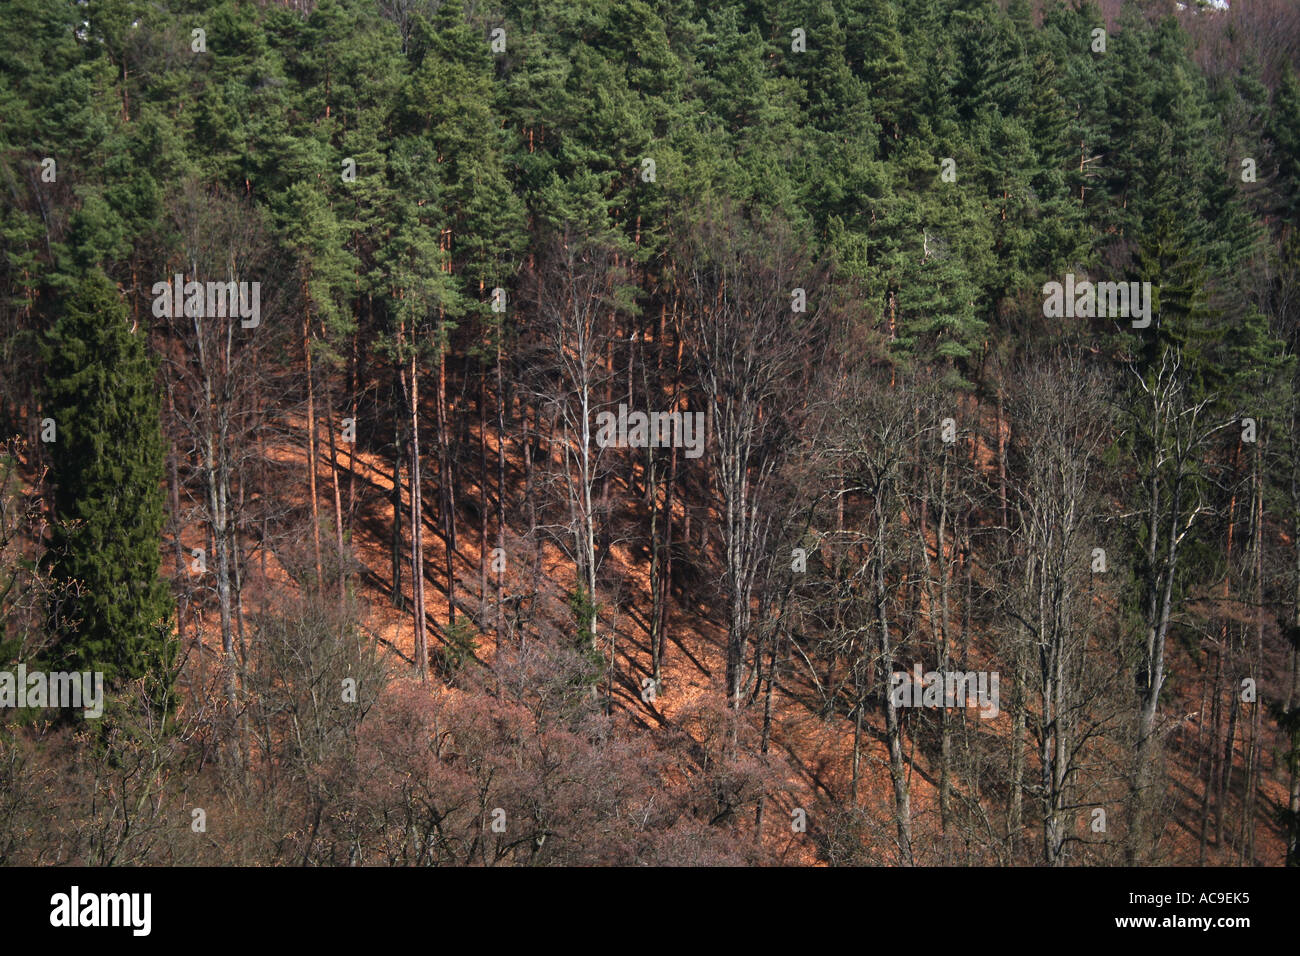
<box><xmin>42</xmin><ymin>271</ymin><xmax>174</xmax><ymax>686</ymax></box>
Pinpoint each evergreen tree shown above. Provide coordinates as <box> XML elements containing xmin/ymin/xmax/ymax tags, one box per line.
<box><xmin>43</xmin><ymin>271</ymin><xmax>173</xmax><ymax>686</ymax></box>
<box><xmin>1269</xmin><ymin>69</ymin><xmax>1300</xmax><ymax>229</ymax></box>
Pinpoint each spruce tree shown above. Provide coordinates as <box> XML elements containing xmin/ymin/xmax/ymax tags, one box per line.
<box><xmin>43</xmin><ymin>271</ymin><xmax>173</xmax><ymax>686</ymax></box>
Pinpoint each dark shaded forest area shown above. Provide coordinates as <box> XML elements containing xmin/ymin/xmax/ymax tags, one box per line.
<box><xmin>2</xmin><ymin>0</ymin><xmax>1300</xmax><ymax>866</ymax></box>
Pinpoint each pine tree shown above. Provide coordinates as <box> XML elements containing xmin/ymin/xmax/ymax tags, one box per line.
<box><xmin>845</xmin><ymin>0</ymin><xmax>917</xmax><ymax>151</ymax></box>
<box><xmin>43</xmin><ymin>271</ymin><xmax>173</xmax><ymax>686</ymax></box>
<box><xmin>1269</xmin><ymin>69</ymin><xmax>1300</xmax><ymax>229</ymax></box>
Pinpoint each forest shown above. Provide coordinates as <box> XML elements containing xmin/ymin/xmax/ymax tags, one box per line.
<box><xmin>1</xmin><ymin>0</ymin><xmax>1299</xmax><ymax>867</ymax></box>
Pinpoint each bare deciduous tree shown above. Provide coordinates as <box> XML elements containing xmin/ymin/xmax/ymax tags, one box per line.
<box><xmin>677</xmin><ymin>202</ymin><xmax>829</xmax><ymax>709</ymax></box>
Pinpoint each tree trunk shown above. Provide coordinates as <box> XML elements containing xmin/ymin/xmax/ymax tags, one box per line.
<box><xmin>325</xmin><ymin>383</ymin><xmax>346</xmax><ymax>603</ymax></box>
<box><xmin>400</xmin><ymin>324</ymin><xmax>427</xmax><ymax>679</ymax></box>
<box><xmin>496</xmin><ymin>335</ymin><xmax>507</xmax><ymax>640</ymax></box>
<box><xmin>304</xmin><ymin>312</ymin><xmax>323</xmax><ymax>591</ymax></box>
<box><xmin>876</xmin><ymin>493</ymin><xmax>913</xmax><ymax>865</ymax></box>
<box><xmin>391</xmin><ymin>368</ymin><xmax>404</xmax><ymax>611</ymax></box>
<box><xmin>437</xmin><ymin>345</ymin><xmax>456</xmax><ymax>626</ymax></box>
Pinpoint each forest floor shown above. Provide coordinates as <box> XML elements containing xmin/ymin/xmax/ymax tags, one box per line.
<box><xmin>175</xmin><ymin>408</ymin><xmax>1291</xmax><ymax>866</ymax></box>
